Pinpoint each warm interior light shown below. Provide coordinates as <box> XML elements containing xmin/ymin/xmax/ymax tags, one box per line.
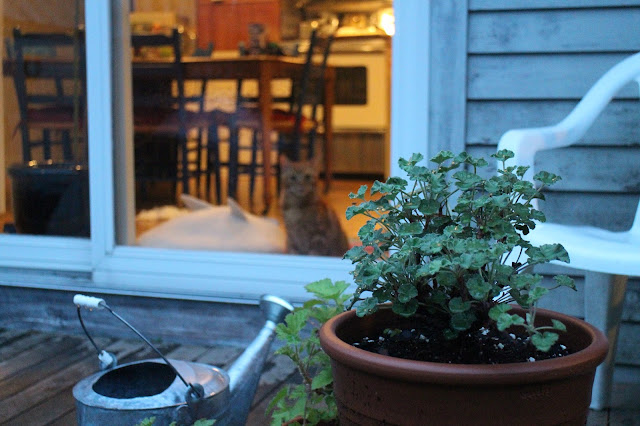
<box><xmin>379</xmin><ymin>9</ymin><xmax>395</xmax><ymax>36</ymax></box>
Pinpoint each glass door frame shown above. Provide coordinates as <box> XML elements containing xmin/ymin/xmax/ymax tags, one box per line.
<box><xmin>0</xmin><ymin>0</ymin><xmax>429</xmax><ymax>304</ymax></box>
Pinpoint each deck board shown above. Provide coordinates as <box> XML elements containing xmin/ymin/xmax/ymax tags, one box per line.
<box><xmin>0</xmin><ymin>328</ymin><xmax>638</xmax><ymax>425</ymax></box>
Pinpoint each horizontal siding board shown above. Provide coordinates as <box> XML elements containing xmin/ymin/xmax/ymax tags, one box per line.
<box><xmin>470</xmin><ymin>0</ymin><xmax>640</xmax><ymax>11</ymax></box>
<box><xmin>467</xmin><ymin>100</ymin><xmax>640</xmax><ymax>146</ymax></box>
<box><xmin>537</xmin><ymin>274</ymin><xmax>640</xmax><ymax>322</ymax></box>
<box><xmin>540</xmin><ymin>192</ymin><xmax>638</xmax><ymax>230</ymax></box>
<box><xmin>467</xmin><ymin>145</ymin><xmax>640</xmax><ymax>192</ymax></box>
<box><xmin>468</xmin><ymin>53</ymin><xmax>636</xmax><ymax>100</ymax></box>
<box><xmin>617</xmin><ymin>322</ymin><xmax>640</xmax><ymax>366</ymax></box>
<box><xmin>536</xmin><ymin>148</ymin><xmax>640</xmax><ymax>192</ymax></box>
<box><xmin>469</xmin><ymin>8</ymin><xmax>640</xmax><ymax>54</ymax></box>
<box><xmin>623</xmin><ymin>282</ymin><xmax>640</xmax><ymax>322</ymax></box>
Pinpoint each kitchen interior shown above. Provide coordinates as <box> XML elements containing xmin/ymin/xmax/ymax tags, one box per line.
<box><xmin>182</xmin><ymin>0</ymin><xmax>392</xmax><ymax>177</ymax></box>
<box><xmin>133</xmin><ymin>0</ymin><xmax>394</xmax><ymax>245</ymax></box>
<box><xmin>1</xmin><ymin>0</ymin><xmax>394</xmax><ymax>250</ymax></box>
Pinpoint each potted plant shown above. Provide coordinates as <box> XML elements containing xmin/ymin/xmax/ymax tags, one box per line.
<box><xmin>315</xmin><ymin>150</ymin><xmax>608</xmax><ymax>425</ymax></box>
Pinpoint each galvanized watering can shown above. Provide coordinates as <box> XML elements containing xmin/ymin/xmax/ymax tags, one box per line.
<box><xmin>72</xmin><ymin>294</ymin><xmax>293</xmax><ymax>425</ymax></box>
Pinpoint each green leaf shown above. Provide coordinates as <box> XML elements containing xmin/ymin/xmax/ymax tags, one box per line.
<box><xmin>492</xmin><ymin>149</ymin><xmax>515</xmax><ymax>162</ymax></box>
<box><xmin>356</xmin><ymin>297</ymin><xmax>379</xmax><ymax>317</ymax></box>
<box><xmin>450</xmin><ymin>311</ymin><xmax>476</xmax><ymax>331</ymax></box>
<box><xmin>466</xmin><ymin>275</ymin><xmax>493</xmax><ymax>300</ymax></box>
<box><xmin>397</xmin><ymin>283</ymin><xmax>418</xmax><ymax>303</ymax></box>
<box><xmin>398</xmin><ymin>222</ymin><xmax>424</xmax><ymax>236</ymax></box>
<box><xmin>311</xmin><ymin>367</ymin><xmax>333</xmax><ymax>390</ymax></box>
<box><xmin>489</xmin><ymin>304</ymin><xmax>511</xmax><ymax>321</ymax></box>
<box><xmin>345</xmin><ymin>204</ymin><xmax>365</xmax><ymax>220</ymax></box>
<box><xmin>435</xmin><ymin>271</ymin><xmax>457</xmax><ymax>288</ymax></box>
<box><xmin>349</xmin><ymin>184</ymin><xmax>368</xmax><ymax>200</ymax></box>
<box><xmin>510</xmin><ymin>273</ymin><xmax>542</xmax><ymax>290</ymax></box>
<box><xmin>453</xmin><ymin>170</ymin><xmax>484</xmax><ymax>190</ymax></box>
<box><xmin>533</xmin><ymin>171</ymin><xmax>561</xmax><ymax>186</ymax></box>
<box><xmin>418</xmin><ymin>234</ymin><xmax>445</xmax><ymax>254</ymax></box>
<box><xmin>531</xmin><ymin>331</ymin><xmax>559</xmax><ymax>352</ymax></box>
<box><xmin>192</xmin><ymin>420</ymin><xmax>216</xmax><ymax>426</ymax></box>
<box><xmin>497</xmin><ymin>313</ymin><xmax>525</xmax><ymax>331</ymax></box>
<box><xmin>392</xmin><ymin>299</ymin><xmax>419</xmax><ymax>317</ymax></box>
<box><xmin>343</xmin><ymin>244</ymin><xmax>370</xmax><ymax>263</ymax></box>
<box><xmin>430</xmin><ymin>150</ymin><xmax>454</xmax><ymax>164</ymax></box>
<box><xmin>448</xmin><ymin>297</ymin><xmax>471</xmax><ymax>314</ymax></box>
<box><xmin>554</xmin><ymin>275</ymin><xmax>576</xmax><ymax>290</ymax></box>
<box><xmin>277</xmin><ymin>310</ymin><xmax>308</xmax><ymax>339</ymax></box>
<box><xmin>417</xmin><ymin>258</ymin><xmax>451</xmax><ymax>277</ymax></box>
<box><xmin>418</xmin><ymin>199</ymin><xmax>441</xmax><ymax>215</ymax></box>
<box><xmin>305</xmin><ymin>279</ymin><xmax>350</xmax><ymax>300</ymax></box>
<box><xmin>551</xmin><ymin>319</ymin><xmax>567</xmax><ymax>332</ymax></box>
<box><xmin>527</xmin><ymin>286</ymin><xmax>549</xmax><ymax>304</ymax></box>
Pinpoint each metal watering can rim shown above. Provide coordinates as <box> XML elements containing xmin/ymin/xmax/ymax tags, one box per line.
<box><xmin>72</xmin><ymin>293</ymin><xmax>293</xmax><ymax>425</ymax></box>
<box><xmin>72</xmin><ymin>358</ymin><xmax>230</xmax><ymax>410</ymax></box>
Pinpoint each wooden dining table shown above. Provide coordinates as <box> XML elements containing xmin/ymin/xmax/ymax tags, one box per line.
<box><xmin>5</xmin><ymin>55</ymin><xmax>336</xmax><ymax>212</ymax></box>
<box><xmin>133</xmin><ymin>55</ymin><xmax>336</xmax><ymax>211</ymax></box>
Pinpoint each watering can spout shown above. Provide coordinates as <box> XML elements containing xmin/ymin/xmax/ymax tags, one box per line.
<box><xmin>226</xmin><ymin>294</ymin><xmax>293</xmax><ymax>425</ymax></box>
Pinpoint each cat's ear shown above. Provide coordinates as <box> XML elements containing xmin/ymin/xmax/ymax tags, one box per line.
<box><xmin>180</xmin><ymin>194</ymin><xmax>214</xmax><ymax>211</ymax></box>
<box><xmin>227</xmin><ymin>197</ymin><xmax>249</xmax><ymax>222</ymax></box>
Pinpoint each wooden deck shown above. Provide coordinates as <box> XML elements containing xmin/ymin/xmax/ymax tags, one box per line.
<box><xmin>0</xmin><ymin>327</ymin><xmax>638</xmax><ymax>425</ymax></box>
<box><xmin>0</xmin><ymin>327</ymin><xmax>297</xmax><ymax>425</ymax></box>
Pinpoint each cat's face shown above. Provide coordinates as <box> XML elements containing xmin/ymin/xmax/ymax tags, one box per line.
<box><xmin>280</xmin><ymin>158</ymin><xmax>318</xmax><ymax>200</ymax></box>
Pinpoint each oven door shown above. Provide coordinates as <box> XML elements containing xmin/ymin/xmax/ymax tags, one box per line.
<box><xmin>329</xmin><ymin>48</ymin><xmax>390</xmax><ymax>132</ymax></box>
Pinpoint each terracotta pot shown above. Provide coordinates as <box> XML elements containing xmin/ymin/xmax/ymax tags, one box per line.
<box><xmin>319</xmin><ymin>306</ymin><xmax>608</xmax><ymax>426</ymax></box>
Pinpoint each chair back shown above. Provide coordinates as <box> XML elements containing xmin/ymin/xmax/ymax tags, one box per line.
<box><xmin>497</xmin><ymin>51</ymin><xmax>640</xmax><ymax>234</ymax></box>
<box><xmin>131</xmin><ymin>28</ymin><xmax>185</xmax><ymax>114</ymax></box>
<box><xmin>11</xmin><ymin>27</ymin><xmax>86</xmax><ymax>163</ymax></box>
<box><xmin>290</xmin><ymin>29</ymin><xmax>334</xmax><ymax>144</ymax></box>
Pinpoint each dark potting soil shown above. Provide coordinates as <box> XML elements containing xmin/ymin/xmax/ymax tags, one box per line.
<box><xmin>352</xmin><ymin>318</ymin><xmax>573</xmax><ymax>364</ymax></box>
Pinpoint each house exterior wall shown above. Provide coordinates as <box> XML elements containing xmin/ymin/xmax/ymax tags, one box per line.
<box><xmin>425</xmin><ymin>0</ymin><xmax>640</xmax><ymax>376</ymax></box>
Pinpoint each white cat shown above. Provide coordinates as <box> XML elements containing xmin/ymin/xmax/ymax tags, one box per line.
<box><xmin>137</xmin><ymin>195</ymin><xmax>286</xmax><ymax>253</ymax></box>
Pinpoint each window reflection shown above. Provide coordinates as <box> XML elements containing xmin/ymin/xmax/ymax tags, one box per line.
<box><xmin>129</xmin><ymin>0</ymin><xmax>392</xmax><ymax>257</ymax></box>
<box><xmin>2</xmin><ymin>1</ymin><xmax>89</xmax><ymax>237</ymax></box>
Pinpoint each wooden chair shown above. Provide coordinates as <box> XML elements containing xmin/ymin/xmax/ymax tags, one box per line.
<box><xmin>131</xmin><ymin>28</ymin><xmax>229</xmax><ymax>204</ymax></box>
<box><xmin>498</xmin><ymin>51</ymin><xmax>640</xmax><ymax>410</ymax></box>
<box><xmin>11</xmin><ymin>27</ymin><xmax>86</xmax><ymax>164</ymax></box>
<box><xmin>207</xmin><ymin>29</ymin><xmax>334</xmax><ymax>209</ymax></box>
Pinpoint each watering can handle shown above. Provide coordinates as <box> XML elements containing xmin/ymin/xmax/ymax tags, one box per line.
<box><xmin>72</xmin><ymin>294</ymin><xmax>204</xmax><ymax>399</ymax></box>
<box><xmin>74</xmin><ymin>294</ymin><xmax>106</xmax><ymax>309</ymax></box>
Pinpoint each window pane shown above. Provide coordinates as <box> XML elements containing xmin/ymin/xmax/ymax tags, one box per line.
<box><xmin>123</xmin><ymin>1</ymin><xmax>392</xmax><ymax>258</ymax></box>
<box><xmin>2</xmin><ymin>1</ymin><xmax>89</xmax><ymax>238</ymax></box>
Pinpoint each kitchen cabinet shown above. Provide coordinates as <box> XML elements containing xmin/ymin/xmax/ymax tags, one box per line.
<box><xmin>197</xmin><ymin>0</ymin><xmax>281</xmax><ymax>51</ymax></box>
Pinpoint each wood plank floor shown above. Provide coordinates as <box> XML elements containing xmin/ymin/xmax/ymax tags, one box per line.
<box><xmin>0</xmin><ymin>328</ymin><xmax>297</xmax><ymax>425</ymax></box>
<box><xmin>0</xmin><ymin>327</ymin><xmax>638</xmax><ymax>425</ymax></box>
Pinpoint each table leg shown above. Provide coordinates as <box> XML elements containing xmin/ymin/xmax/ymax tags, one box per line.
<box><xmin>258</xmin><ymin>62</ymin><xmax>274</xmax><ymax>214</ymax></box>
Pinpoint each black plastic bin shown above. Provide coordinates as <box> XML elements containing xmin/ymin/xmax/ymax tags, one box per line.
<box><xmin>8</xmin><ymin>162</ymin><xmax>90</xmax><ymax>237</ymax></box>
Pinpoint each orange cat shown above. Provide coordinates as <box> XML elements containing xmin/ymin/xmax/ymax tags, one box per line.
<box><xmin>279</xmin><ymin>156</ymin><xmax>349</xmax><ymax>257</ymax></box>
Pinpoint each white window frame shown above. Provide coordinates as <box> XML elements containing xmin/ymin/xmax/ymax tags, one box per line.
<box><xmin>0</xmin><ymin>1</ymin><xmax>429</xmax><ymax>304</ymax></box>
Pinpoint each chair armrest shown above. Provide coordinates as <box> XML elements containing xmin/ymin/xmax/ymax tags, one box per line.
<box><xmin>498</xmin><ymin>52</ymin><xmax>640</xmax><ymax>183</ymax></box>
<box><xmin>497</xmin><ymin>125</ymin><xmax>567</xmax><ymax>183</ymax></box>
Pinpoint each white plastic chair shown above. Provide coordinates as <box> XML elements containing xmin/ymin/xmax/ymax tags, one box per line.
<box><xmin>498</xmin><ymin>51</ymin><xmax>640</xmax><ymax>410</ymax></box>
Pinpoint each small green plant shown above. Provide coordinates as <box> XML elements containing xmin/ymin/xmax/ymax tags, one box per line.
<box><xmin>344</xmin><ymin>150</ymin><xmax>576</xmax><ymax>352</ymax></box>
<box><xmin>267</xmin><ymin>279</ymin><xmax>349</xmax><ymax>425</ymax></box>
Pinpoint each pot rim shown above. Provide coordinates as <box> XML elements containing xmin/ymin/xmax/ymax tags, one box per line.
<box><xmin>319</xmin><ymin>306</ymin><xmax>608</xmax><ymax>385</ymax></box>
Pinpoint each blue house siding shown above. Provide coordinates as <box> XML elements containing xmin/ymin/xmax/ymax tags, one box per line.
<box><xmin>429</xmin><ymin>1</ymin><xmax>640</xmax><ymax>372</ymax></box>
